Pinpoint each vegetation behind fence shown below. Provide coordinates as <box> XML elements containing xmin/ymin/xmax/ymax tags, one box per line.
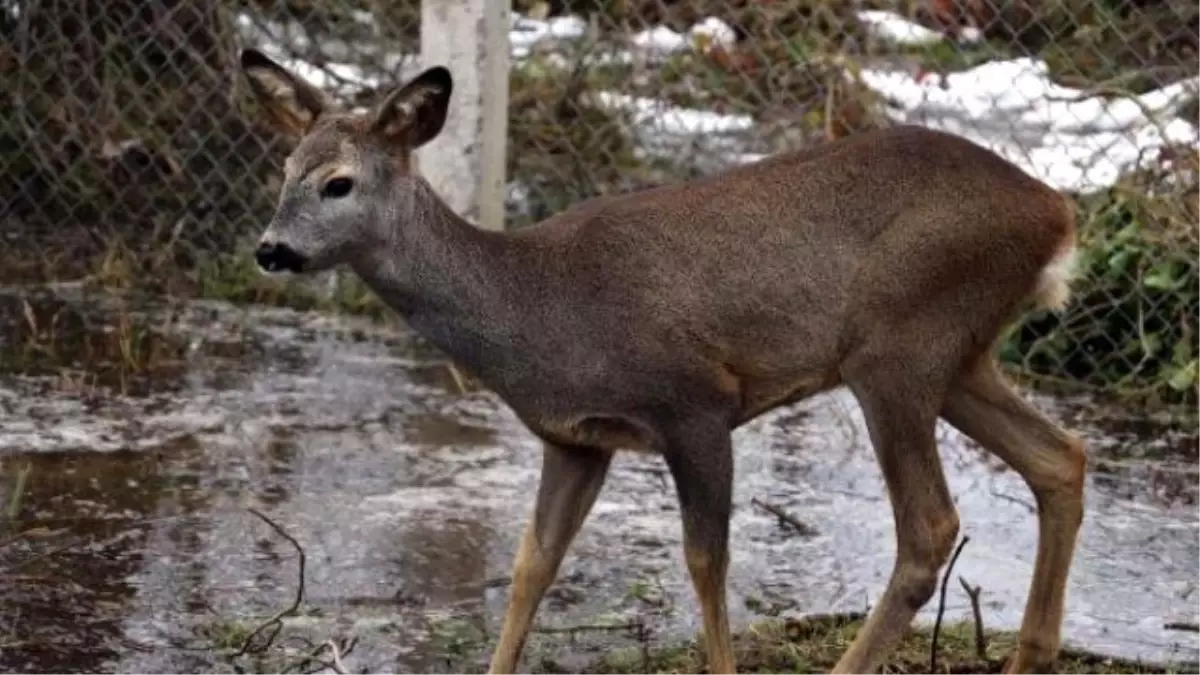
<box><xmin>0</xmin><ymin>0</ymin><xmax>1196</xmax><ymax>406</ymax></box>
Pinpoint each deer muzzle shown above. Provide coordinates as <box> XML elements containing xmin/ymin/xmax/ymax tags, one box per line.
<box><xmin>255</xmin><ymin>241</ymin><xmax>308</xmax><ymax>273</ymax></box>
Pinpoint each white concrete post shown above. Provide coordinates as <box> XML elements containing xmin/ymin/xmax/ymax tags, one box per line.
<box><xmin>418</xmin><ymin>0</ymin><xmax>510</xmax><ymax>231</ymax></box>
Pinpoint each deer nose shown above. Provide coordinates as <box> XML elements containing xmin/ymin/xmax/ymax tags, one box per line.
<box><xmin>254</xmin><ymin>241</ymin><xmax>308</xmax><ymax>273</ymax></box>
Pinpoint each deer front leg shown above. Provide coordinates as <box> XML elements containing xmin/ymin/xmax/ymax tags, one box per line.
<box><xmin>488</xmin><ymin>443</ymin><xmax>612</xmax><ymax>674</ymax></box>
<box><xmin>663</xmin><ymin>420</ymin><xmax>736</xmax><ymax>674</ymax></box>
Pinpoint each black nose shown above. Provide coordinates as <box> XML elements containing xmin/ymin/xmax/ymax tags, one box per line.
<box><xmin>255</xmin><ymin>242</ymin><xmax>308</xmax><ymax>273</ymax></box>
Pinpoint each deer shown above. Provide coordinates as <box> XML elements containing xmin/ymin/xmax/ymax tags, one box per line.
<box><xmin>237</xmin><ymin>47</ymin><xmax>1087</xmax><ymax>674</ymax></box>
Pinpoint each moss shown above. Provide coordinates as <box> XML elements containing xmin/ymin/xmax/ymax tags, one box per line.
<box><xmin>196</xmin><ymin>617</ymin><xmax>257</xmax><ymax>652</ymax></box>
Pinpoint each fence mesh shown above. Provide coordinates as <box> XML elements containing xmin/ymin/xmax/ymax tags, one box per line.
<box><xmin>0</xmin><ymin>0</ymin><xmax>1196</xmax><ymax>405</ymax></box>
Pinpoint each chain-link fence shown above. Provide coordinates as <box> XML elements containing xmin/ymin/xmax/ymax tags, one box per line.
<box><xmin>0</xmin><ymin>0</ymin><xmax>1196</xmax><ymax>405</ymax></box>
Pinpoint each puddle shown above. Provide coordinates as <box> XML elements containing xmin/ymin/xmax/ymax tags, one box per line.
<box><xmin>0</xmin><ymin>288</ymin><xmax>1196</xmax><ymax>673</ymax></box>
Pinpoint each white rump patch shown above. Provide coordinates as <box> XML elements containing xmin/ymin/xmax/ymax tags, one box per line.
<box><xmin>1034</xmin><ymin>244</ymin><xmax>1080</xmax><ymax>312</ymax></box>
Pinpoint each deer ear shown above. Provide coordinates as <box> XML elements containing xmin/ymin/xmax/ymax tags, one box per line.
<box><xmin>371</xmin><ymin>66</ymin><xmax>452</xmax><ymax>148</ymax></box>
<box><xmin>240</xmin><ymin>49</ymin><xmax>330</xmax><ymax>137</ymax></box>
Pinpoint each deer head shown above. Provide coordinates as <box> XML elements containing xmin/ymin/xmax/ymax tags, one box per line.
<box><xmin>239</xmin><ymin>49</ymin><xmax>452</xmax><ymax>274</ymax></box>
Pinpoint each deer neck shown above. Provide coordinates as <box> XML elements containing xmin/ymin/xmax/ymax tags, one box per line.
<box><xmin>350</xmin><ymin>178</ymin><xmax>523</xmax><ymax>375</ymax></box>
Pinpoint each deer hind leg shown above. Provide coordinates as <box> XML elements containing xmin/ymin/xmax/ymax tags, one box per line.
<box><xmin>942</xmin><ymin>358</ymin><xmax>1086</xmax><ymax>674</ymax></box>
<box><xmin>662</xmin><ymin>419</ymin><xmax>737</xmax><ymax>674</ymax></box>
<box><xmin>831</xmin><ymin>343</ymin><xmax>962</xmax><ymax>674</ymax></box>
<box><xmin>488</xmin><ymin>443</ymin><xmax>612</xmax><ymax>674</ymax></box>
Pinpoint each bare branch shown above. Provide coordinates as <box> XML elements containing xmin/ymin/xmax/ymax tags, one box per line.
<box><xmin>534</xmin><ymin>621</ymin><xmax>642</xmax><ymax>635</ymax></box>
<box><xmin>958</xmin><ymin>576</ymin><xmax>987</xmax><ymax>660</ymax></box>
<box><xmin>234</xmin><ymin>508</ymin><xmax>307</xmax><ymax>656</ymax></box>
<box><xmin>282</xmin><ymin>636</ymin><xmax>359</xmax><ymax>674</ymax></box>
<box><xmin>930</xmin><ymin>535</ymin><xmax>971</xmax><ymax>672</ymax></box>
<box><xmin>751</xmin><ymin>497</ymin><xmax>818</xmax><ymax>537</ymax></box>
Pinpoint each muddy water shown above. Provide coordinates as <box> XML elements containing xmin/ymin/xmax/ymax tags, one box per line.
<box><xmin>0</xmin><ymin>287</ymin><xmax>1196</xmax><ymax>673</ymax></box>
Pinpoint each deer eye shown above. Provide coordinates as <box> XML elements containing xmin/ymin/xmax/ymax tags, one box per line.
<box><xmin>321</xmin><ymin>177</ymin><xmax>354</xmax><ymax>199</ymax></box>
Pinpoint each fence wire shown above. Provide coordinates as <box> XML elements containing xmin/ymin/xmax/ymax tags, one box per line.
<box><xmin>0</xmin><ymin>0</ymin><xmax>1196</xmax><ymax>405</ymax></box>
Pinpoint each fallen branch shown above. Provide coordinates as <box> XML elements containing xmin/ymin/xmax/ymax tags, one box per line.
<box><xmin>325</xmin><ymin>639</ymin><xmax>349</xmax><ymax>674</ymax></box>
<box><xmin>534</xmin><ymin>621</ymin><xmax>642</xmax><ymax>635</ymax></box>
<box><xmin>989</xmin><ymin>488</ymin><xmax>1036</xmax><ymax>514</ymax></box>
<box><xmin>1164</xmin><ymin>622</ymin><xmax>1200</xmax><ymax>633</ymax></box>
<box><xmin>784</xmin><ymin>612</ymin><xmax>866</xmax><ymax>641</ymax></box>
<box><xmin>3</xmin><ymin>463</ymin><xmax>32</xmax><ymax>531</ymax></box>
<box><xmin>445</xmin><ymin>362</ymin><xmax>470</xmax><ymax>394</ymax></box>
<box><xmin>282</xmin><ymin>636</ymin><xmax>358</xmax><ymax>674</ymax></box>
<box><xmin>958</xmin><ymin>576</ymin><xmax>987</xmax><ymax>659</ymax></box>
<box><xmin>234</xmin><ymin>508</ymin><xmax>307</xmax><ymax>657</ymax></box>
<box><xmin>930</xmin><ymin>535</ymin><xmax>971</xmax><ymax>672</ymax></box>
<box><xmin>1</xmin><ymin>535</ymin><xmax>85</xmax><ymax>573</ymax></box>
<box><xmin>751</xmin><ymin>498</ymin><xmax>818</xmax><ymax>537</ymax></box>
<box><xmin>0</xmin><ymin>526</ymin><xmax>54</xmax><ymax>550</ymax></box>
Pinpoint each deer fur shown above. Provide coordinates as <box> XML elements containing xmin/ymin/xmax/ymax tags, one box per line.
<box><xmin>239</xmin><ymin>48</ymin><xmax>1087</xmax><ymax>674</ymax></box>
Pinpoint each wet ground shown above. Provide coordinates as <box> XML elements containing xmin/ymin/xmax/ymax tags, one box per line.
<box><xmin>0</xmin><ymin>286</ymin><xmax>1196</xmax><ymax>674</ymax></box>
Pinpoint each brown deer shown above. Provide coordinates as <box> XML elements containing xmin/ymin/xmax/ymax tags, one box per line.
<box><xmin>238</xmin><ymin>48</ymin><xmax>1086</xmax><ymax>674</ymax></box>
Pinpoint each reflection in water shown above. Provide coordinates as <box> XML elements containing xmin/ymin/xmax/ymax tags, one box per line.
<box><xmin>0</xmin><ymin>444</ymin><xmax>190</xmax><ymax>673</ymax></box>
<box><xmin>0</xmin><ymin>288</ymin><xmax>1195</xmax><ymax>673</ymax></box>
<box><xmin>401</xmin><ymin>516</ymin><xmax>495</xmax><ymax>604</ymax></box>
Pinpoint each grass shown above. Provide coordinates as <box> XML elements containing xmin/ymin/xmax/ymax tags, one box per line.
<box><xmin>579</xmin><ymin>615</ymin><xmax>1196</xmax><ymax>674</ymax></box>
<box><xmin>0</xmin><ymin>291</ymin><xmax>191</xmax><ymax>395</ymax></box>
<box><xmin>177</xmin><ymin>607</ymin><xmax>1199</xmax><ymax>674</ymax></box>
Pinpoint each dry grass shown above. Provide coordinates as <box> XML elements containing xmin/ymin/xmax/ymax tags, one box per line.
<box><xmin>580</xmin><ymin>615</ymin><xmax>1195</xmax><ymax>674</ymax></box>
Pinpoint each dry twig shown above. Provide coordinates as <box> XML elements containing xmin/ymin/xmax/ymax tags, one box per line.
<box><xmin>3</xmin><ymin>463</ymin><xmax>32</xmax><ymax>530</ymax></box>
<box><xmin>751</xmin><ymin>497</ymin><xmax>818</xmax><ymax>537</ymax></box>
<box><xmin>989</xmin><ymin>488</ymin><xmax>1036</xmax><ymax>514</ymax></box>
<box><xmin>958</xmin><ymin>576</ymin><xmax>987</xmax><ymax>659</ymax></box>
<box><xmin>1</xmin><ymin>535</ymin><xmax>85</xmax><ymax>573</ymax></box>
<box><xmin>534</xmin><ymin>621</ymin><xmax>642</xmax><ymax>635</ymax></box>
<box><xmin>930</xmin><ymin>535</ymin><xmax>971</xmax><ymax>672</ymax></box>
<box><xmin>445</xmin><ymin>362</ymin><xmax>470</xmax><ymax>394</ymax></box>
<box><xmin>784</xmin><ymin>612</ymin><xmax>866</xmax><ymax>641</ymax></box>
<box><xmin>324</xmin><ymin>639</ymin><xmax>349</xmax><ymax>674</ymax></box>
<box><xmin>234</xmin><ymin>508</ymin><xmax>307</xmax><ymax>656</ymax></box>
<box><xmin>282</xmin><ymin>636</ymin><xmax>359</xmax><ymax>674</ymax></box>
